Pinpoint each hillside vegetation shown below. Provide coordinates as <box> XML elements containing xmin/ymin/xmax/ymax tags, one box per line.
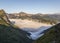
<box><xmin>33</xmin><ymin>23</ymin><xmax>60</xmax><ymax>43</ymax></box>
<box><xmin>0</xmin><ymin>9</ymin><xmax>33</xmax><ymax>43</ymax></box>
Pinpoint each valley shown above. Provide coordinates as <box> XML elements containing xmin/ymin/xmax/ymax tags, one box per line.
<box><xmin>0</xmin><ymin>9</ymin><xmax>60</xmax><ymax>43</ymax></box>
<box><xmin>9</xmin><ymin>19</ymin><xmax>52</xmax><ymax>40</ymax></box>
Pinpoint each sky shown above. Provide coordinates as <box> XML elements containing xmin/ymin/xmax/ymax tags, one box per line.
<box><xmin>0</xmin><ymin>0</ymin><xmax>60</xmax><ymax>14</ymax></box>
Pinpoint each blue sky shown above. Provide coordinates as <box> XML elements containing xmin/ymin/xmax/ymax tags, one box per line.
<box><xmin>0</xmin><ymin>0</ymin><xmax>60</xmax><ymax>14</ymax></box>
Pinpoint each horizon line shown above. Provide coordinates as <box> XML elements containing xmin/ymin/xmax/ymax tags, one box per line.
<box><xmin>0</xmin><ymin>9</ymin><xmax>60</xmax><ymax>14</ymax></box>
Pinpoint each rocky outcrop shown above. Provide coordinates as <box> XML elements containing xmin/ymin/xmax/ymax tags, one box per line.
<box><xmin>0</xmin><ymin>9</ymin><xmax>11</xmax><ymax>25</ymax></box>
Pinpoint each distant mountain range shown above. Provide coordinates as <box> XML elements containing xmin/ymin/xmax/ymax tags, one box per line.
<box><xmin>7</xmin><ymin>11</ymin><xmax>60</xmax><ymax>24</ymax></box>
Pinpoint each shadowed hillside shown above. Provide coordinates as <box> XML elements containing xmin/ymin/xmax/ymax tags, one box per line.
<box><xmin>33</xmin><ymin>23</ymin><xmax>60</xmax><ymax>43</ymax></box>
<box><xmin>0</xmin><ymin>9</ymin><xmax>33</xmax><ymax>43</ymax></box>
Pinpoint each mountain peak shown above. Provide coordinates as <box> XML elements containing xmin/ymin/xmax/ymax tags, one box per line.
<box><xmin>19</xmin><ymin>12</ymin><xmax>27</xmax><ymax>14</ymax></box>
<box><xmin>0</xmin><ymin>9</ymin><xmax>6</xmax><ymax>17</ymax></box>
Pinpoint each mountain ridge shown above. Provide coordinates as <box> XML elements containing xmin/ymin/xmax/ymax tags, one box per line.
<box><xmin>33</xmin><ymin>23</ymin><xmax>60</xmax><ymax>43</ymax></box>
<box><xmin>0</xmin><ymin>9</ymin><xmax>33</xmax><ymax>43</ymax></box>
<box><xmin>7</xmin><ymin>11</ymin><xmax>59</xmax><ymax>24</ymax></box>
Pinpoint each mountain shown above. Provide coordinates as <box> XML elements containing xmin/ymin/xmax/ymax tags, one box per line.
<box><xmin>7</xmin><ymin>12</ymin><xmax>32</xmax><ymax>19</ymax></box>
<box><xmin>0</xmin><ymin>9</ymin><xmax>60</xmax><ymax>43</ymax></box>
<box><xmin>33</xmin><ymin>23</ymin><xmax>60</xmax><ymax>43</ymax></box>
<box><xmin>0</xmin><ymin>9</ymin><xmax>33</xmax><ymax>43</ymax></box>
<box><xmin>41</xmin><ymin>14</ymin><xmax>60</xmax><ymax>22</ymax></box>
<box><xmin>7</xmin><ymin>12</ymin><xmax>59</xmax><ymax>24</ymax></box>
<box><xmin>0</xmin><ymin>9</ymin><xmax>11</xmax><ymax>25</ymax></box>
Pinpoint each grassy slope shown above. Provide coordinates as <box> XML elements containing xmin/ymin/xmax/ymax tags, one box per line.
<box><xmin>0</xmin><ymin>24</ymin><xmax>32</xmax><ymax>43</ymax></box>
<box><xmin>0</xmin><ymin>17</ymin><xmax>33</xmax><ymax>43</ymax></box>
<box><xmin>33</xmin><ymin>23</ymin><xmax>60</xmax><ymax>43</ymax></box>
<box><xmin>0</xmin><ymin>10</ymin><xmax>33</xmax><ymax>43</ymax></box>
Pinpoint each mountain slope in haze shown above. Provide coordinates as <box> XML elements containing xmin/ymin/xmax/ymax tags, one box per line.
<box><xmin>0</xmin><ymin>9</ymin><xmax>33</xmax><ymax>43</ymax></box>
<box><xmin>7</xmin><ymin>12</ymin><xmax>59</xmax><ymax>24</ymax></box>
<box><xmin>33</xmin><ymin>23</ymin><xmax>60</xmax><ymax>43</ymax></box>
<box><xmin>41</xmin><ymin>14</ymin><xmax>60</xmax><ymax>22</ymax></box>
